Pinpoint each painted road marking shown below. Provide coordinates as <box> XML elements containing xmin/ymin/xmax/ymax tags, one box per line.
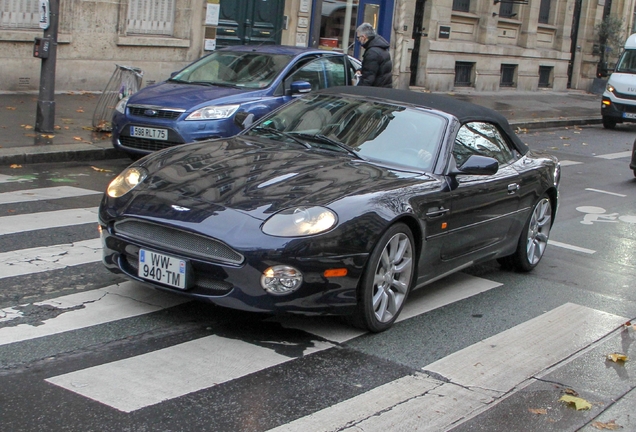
<box><xmin>585</xmin><ymin>188</ymin><xmax>627</xmax><ymax>197</ymax></box>
<box><xmin>46</xmin><ymin>334</ymin><xmax>334</xmax><ymax>413</ymax></box>
<box><xmin>0</xmin><ymin>282</ymin><xmax>188</xmax><ymax>346</ymax></box>
<box><xmin>275</xmin><ymin>273</ymin><xmax>502</xmax><ymax>343</ymax></box>
<box><xmin>559</xmin><ymin>160</ymin><xmax>583</xmax><ymax>167</ymax></box>
<box><xmin>269</xmin><ymin>304</ymin><xmax>626</xmax><ymax>431</ymax></box>
<box><xmin>0</xmin><ymin>207</ymin><xmax>99</xmax><ymax>236</ymax></box>
<box><xmin>596</xmin><ymin>151</ymin><xmax>632</xmax><ymax>160</ymax></box>
<box><xmin>0</xmin><ymin>186</ymin><xmax>101</xmax><ymax>205</ymax></box>
<box><xmin>0</xmin><ymin>238</ymin><xmax>102</xmax><ymax>279</ymax></box>
<box><xmin>548</xmin><ymin>239</ymin><xmax>596</xmax><ymax>254</ymax></box>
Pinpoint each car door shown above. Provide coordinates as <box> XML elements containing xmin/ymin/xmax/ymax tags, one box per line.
<box><xmin>282</xmin><ymin>54</ymin><xmax>353</xmax><ymax>93</ymax></box>
<box><xmin>440</xmin><ymin>121</ymin><xmax>522</xmax><ymax>261</ymax></box>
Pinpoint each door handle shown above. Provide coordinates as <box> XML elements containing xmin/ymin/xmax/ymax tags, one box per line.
<box><xmin>426</xmin><ymin>207</ymin><xmax>450</xmax><ymax>218</ymax></box>
<box><xmin>507</xmin><ymin>183</ymin><xmax>520</xmax><ymax>194</ymax></box>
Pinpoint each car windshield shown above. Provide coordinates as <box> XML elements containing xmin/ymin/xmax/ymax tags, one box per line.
<box><xmin>615</xmin><ymin>49</ymin><xmax>636</xmax><ymax>73</ymax></box>
<box><xmin>246</xmin><ymin>94</ymin><xmax>447</xmax><ymax>171</ymax></box>
<box><xmin>171</xmin><ymin>51</ymin><xmax>293</xmax><ymax>89</ymax></box>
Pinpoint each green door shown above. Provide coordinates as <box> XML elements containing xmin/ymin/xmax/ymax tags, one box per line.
<box><xmin>217</xmin><ymin>0</ymin><xmax>285</xmax><ymax>46</ymax></box>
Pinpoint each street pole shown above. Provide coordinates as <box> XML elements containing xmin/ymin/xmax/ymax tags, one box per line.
<box><xmin>35</xmin><ymin>0</ymin><xmax>59</xmax><ymax>133</ymax></box>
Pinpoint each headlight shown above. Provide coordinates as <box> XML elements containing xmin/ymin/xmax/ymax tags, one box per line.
<box><xmin>115</xmin><ymin>96</ymin><xmax>130</xmax><ymax>114</ymax></box>
<box><xmin>262</xmin><ymin>206</ymin><xmax>337</xmax><ymax>237</ymax></box>
<box><xmin>185</xmin><ymin>104</ymin><xmax>240</xmax><ymax>120</ymax></box>
<box><xmin>107</xmin><ymin>166</ymin><xmax>148</xmax><ymax>198</ymax></box>
<box><xmin>606</xmin><ymin>84</ymin><xmax>615</xmax><ymax>93</ymax></box>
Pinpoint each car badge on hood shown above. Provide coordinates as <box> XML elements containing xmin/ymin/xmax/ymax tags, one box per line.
<box><xmin>144</xmin><ymin>109</ymin><xmax>158</xmax><ymax>117</ymax></box>
<box><xmin>171</xmin><ymin>205</ymin><xmax>191</xmax><ymax>212</ymax></box>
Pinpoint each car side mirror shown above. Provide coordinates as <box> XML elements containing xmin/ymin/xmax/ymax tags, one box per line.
<box><xmin>234</xmin><ymin>111</ymin><xmax>254</xmax><ymax>130</ymax></box>
<box><xmin>449</xmin><ymin>155</ymin><xmax>499</xmax><ymax>176</ymax></box>
<box><xmin>290</xmin><ymin>81</ymin><xmax>312</xmax><ymax>96</ymax></box>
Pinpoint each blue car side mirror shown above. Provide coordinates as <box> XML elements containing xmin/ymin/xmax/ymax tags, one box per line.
<box><xmin>290</xmin><ymin>81</ymin><xmax>312</xmax><ymax>95</ymax></box>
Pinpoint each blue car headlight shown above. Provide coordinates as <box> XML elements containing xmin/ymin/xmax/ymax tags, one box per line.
<box><xmin>107</xmin><ymin>166</ymin><xmax>148</xmax><ymax>198</ymax></box>
<box><xmin>115</xmin><ymin>96</ymin><xmax>130</xmax><ymax>114</ymax></box>
<box><xmin>262</xmin><ymin>206</ymin><xmax>337</xmax><ymax>237</ymax></box>
<box><xmin>186</xmin><ymin>104</ymin><xmax>240</xmax><ymax>120</ymax></box>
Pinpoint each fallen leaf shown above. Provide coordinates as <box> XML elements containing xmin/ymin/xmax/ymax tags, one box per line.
<box><xmin>563</xmin><ymin>143</ymin><xmax>571</xmax><ymax>147</ymax></box>
<box><xmin>91</xmin><ymin>166</ymin><xmax>113</xmax><ymax>173</ymax></box>
<box><xmin>73</xmin><ymin>136</ymin><xmax>83</xmax><ymax>141</ymax></box>
<box><xmin>82</xmin><ymin>126</ymin><xmax>95</xmax><ymax>131</ymax></box>
<box><xmin>591</xmin><ymin>419</ymin><xmax>622</xmax><ymax>430</ymax></box>
<box><xmin>54</xmin><ymin>125</ymin><xmax>61</xmax><ymax>130</ymax></box>
<box><xmin>10</xmin><ymin>164</ymin><xmax>22</xmax><ymax>169</ymax></box>
<box><xmin>559</xmin><ymin>395</ymin><xmax>592</xmax><ymax>410</ymax></box>
<box><xmin>76</xmin><ymin>109</ymin><xmax>85</xmax><ymax>113</ymax></box>
<box><xmin>606</xmin><ymin>353</ymin><xmax>628</xmax><ymax>363</ymax></box>
<box><xmin>21</xmin><ymin>124</ymin><xmax>33</xmax><ymax>129</ymax></box>
<box><xmin>41</xmin><ymin>134</ymin><xmax>55</xmax><ymax>139</ymax></box>
<box><xmin>564</xmin><ymin>388</ymin><xmax>579</xmax><ymax>396</ymax></box>
<box><xmin>528</xmin><ymin>408</ymin><xmax>547</xmax><ymax>415</ymax></box>
<box><xmin>560</xmin><ymin>136</ymin><xmax>571</xmax><ymax>140</ymax></box>
<box><xmin>64</xmin><ymin>126</ymin><xmax>70</xmax><ymax>130</ymax></box>
<box><xmin>6</xmin><ymin>106</ymin><xmax>17</xmax><ymax>110</ymax></box>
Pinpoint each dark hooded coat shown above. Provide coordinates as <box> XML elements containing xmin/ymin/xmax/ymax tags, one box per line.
<box><xmin>358</xmin><ymin>35</ymin><xmax>393</xmax><ymax>88</ymax></box>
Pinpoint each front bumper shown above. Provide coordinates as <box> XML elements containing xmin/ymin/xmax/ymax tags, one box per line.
<box><xmin>99</xmin><ymin>219</ymin><xmax>368</xmax><ymax>316</ymax></box>
<box><xmin>601</xmin><ymin>95</ymin><xmax>636</xmax><ymax>123</ymax></box>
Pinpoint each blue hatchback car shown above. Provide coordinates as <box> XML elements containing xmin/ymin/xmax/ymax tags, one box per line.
<box><xmin>112</xmin><ymin>45</ymin><xmax>361</xmax><ymax>157</ymax></box>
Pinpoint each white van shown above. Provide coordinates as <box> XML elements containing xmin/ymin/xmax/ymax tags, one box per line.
<box><xmin>601</xmin><ymin>33</ymin><xmax>636</xmax><ymax>129</ymax></box>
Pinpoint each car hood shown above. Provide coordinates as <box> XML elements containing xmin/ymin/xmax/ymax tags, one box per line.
<box><xmin>126</xmin><ymin>136</ymin><xmax>429</xmax><ymax>222</ymax></box>
<box><xmin>128</xmin><ymin>82</ymin><xmax>260</xmax><ymax>110</ymax></box>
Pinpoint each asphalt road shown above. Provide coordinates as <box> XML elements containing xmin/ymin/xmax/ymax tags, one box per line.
<box><xmin>0</xmin><ymin>125</ymin><xmax>634</xmax><ymax>431</ymax></box>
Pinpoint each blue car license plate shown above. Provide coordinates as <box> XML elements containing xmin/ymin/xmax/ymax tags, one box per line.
<box><xmin>130</xmin><ymin>126</ymin><xmax>168</xmax><ymax>140</ymax></box>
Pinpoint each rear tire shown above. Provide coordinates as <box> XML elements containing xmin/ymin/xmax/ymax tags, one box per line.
<box><xmin>602</xmin><ymin>116</ymin><xmax>617</xmax><ymax>129</ymax></box>
<box><xmin>349</xmin><ymin>223</ymin><xmax>415</xmax><ymax>332</ymax></box>
<box><xmin>498</xmin><ymin>195</ymin><xmax>552</xmax><ymax>272</ymax></box>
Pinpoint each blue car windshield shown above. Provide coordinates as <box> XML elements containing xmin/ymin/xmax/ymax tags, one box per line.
<box><xmin>171</xmin><ymin>51</ymin><xmax>293</xmax><ymax>89</ymax></box>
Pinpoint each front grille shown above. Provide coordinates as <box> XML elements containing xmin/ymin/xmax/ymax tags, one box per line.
<box><xmin>614</xmin><ymin>90</ymin><xmax>636</xmax><ymax>101</ymax></box>
<box><xmin>119</xmin><ymin>136</ymin><xmax>183</xmax><ymax>152</ymax></box>
<box><xmin>128</xmin><ymin>106</ymin><xmax>183</xmax><ymax>120</ymax></box>
<box><xmin>613</xmin><ymin>103</ymin><xmax>636</xmax><ymax>114</ymax></box>
<box><xmin>114</xmin><ymin>220</ymin><xmax>244</xmax><ymax>265</ymax></box>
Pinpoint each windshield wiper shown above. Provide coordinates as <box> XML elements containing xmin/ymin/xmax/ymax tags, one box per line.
<box><xmin>250</xmin><ymin>126</ymin><xmax>311</xmax><ymax>149</ymax></box>
<box><xmin>294</xmin><ymin>133</ymin><xmax>364</xmax><ymax>160</ymax></box>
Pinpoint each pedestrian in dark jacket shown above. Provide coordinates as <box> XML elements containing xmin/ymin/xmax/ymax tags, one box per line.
<box><xmin>355</xmin><ymin>23</ymin><xmax>393</xmax><ymax>88</ymax></box>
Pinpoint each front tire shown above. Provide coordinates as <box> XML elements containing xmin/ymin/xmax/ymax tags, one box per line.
<box><xmin>602</xmin><ymin>116</ymin><xmax>617</xmax><ymax>129</ymax></box>
<box><xmin>498</xmin><ymin>195</ymin><xmax>553</xmax><ymax>272</ymax></box>
<box><xmin>349</xmin><ymin>223</ymin><xmax>415</xmax><ymax>332</ymax></box>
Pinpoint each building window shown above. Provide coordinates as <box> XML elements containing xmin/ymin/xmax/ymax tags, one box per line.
<box><xmin>498</xmin><ymin>2</ymin><xmax>516</xmax><ymax>19</ymax></box>
<box><xmin>500</xmin><ymin>64</ymin><xmax>516</xmax><ymax>87</ymax></box>
<box><xmin>538</xmin><ymin>0</ymin><xmax>550</xmax><ymax>24</ymax></box>
<box><xmin>0</xmin><ymin>0</ymin><xmax>39</xmax><ymax>29</ymax></box>
<box><xmin>452</xmin><ymin>0</ymin><xmax>470</xmax><ymax>12</ymax></box>
<box><xmin>127</xmin><ymin>0</ymin><xmax>175</xmax><ymax>36</ymax></box>
<box><xmin>455</xmin><ymin>62</ymin><xmax>474</xmax><ymax>87</ymax></box>
<box><xmin>538</xmin><ymin>66</ymin><xmax>553</xmax><ymax>88</ymax></box>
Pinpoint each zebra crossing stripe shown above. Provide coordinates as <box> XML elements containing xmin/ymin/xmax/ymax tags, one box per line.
<box><xmin>595</xmin><ymin>151</ymin><xmax>632</xmax><ymax>160</ymax></box>
<box><xmin>0</xmin><ymin>186</ymin><xmax>101</xmax><ymax>205</ymax></box>
<box><xmin>0</xmin><ymin>238</ymin><xmax>102</xmax><ymax>279</ymax></box>
<box><xmin>0</xmin><ymin>207</ymin><xmax>99</xmax><ymax>235</ymax></box>
<box><xmin>266</xmin><ymin>303</ymin><xmax>627</xmax><ymax>431</ymax></box>
<box><xmin>45</xmin><ymin>334</ymin><xmax>334</xmax><ymax>413</ymax></box>
<box><xmin>0</xmin><ymin>282</ymin><xmax>188</xmax><ymax>346</ymax></box>
<box><xmin>275</xmin><ymin>273</ymin><xmax>502</xmax><ymax>343</ymax></box>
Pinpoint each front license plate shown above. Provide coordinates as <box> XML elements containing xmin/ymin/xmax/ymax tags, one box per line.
<box><xmin>138</xmin><ymin>249</ymin><xmax>186</xmax><ymax>289</ymax></box>
<box><xmin>623</xmin><ymin>112</ymin><xmax>636</xmax><ymax>119</ymax></box>
<box><xmin>130</xmin><ymin>126</ymin><xmax>168</xmax><ymax>140</ymax></box>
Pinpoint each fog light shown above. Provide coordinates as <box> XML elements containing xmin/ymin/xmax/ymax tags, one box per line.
<box><xmin>260</xmin><ymin>265</ymin><xmax>303</xmax><ymax>295</ymax></box>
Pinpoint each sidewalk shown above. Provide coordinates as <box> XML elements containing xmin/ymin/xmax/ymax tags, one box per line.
<box><xmin>0</xmin><ymin>88</ymin><xmax>602</xmax><ymax>165</ymax></box>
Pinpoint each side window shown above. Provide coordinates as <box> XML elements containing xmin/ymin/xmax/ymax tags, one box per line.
<box><xmin>453</xmin><ymin>122</ymin><xmax>515</xmax><ymax>167</ymax></box>
<box><xmin>284</xmin><ymin>56</ymin><xmax>346</xmax><ymax>92</ymax></box>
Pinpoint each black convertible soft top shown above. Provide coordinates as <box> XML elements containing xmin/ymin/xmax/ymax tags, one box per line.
<box><xmin>318</xmin><ymin>86</ymin><xmax>529</xmax><ymax>154</ymax></box>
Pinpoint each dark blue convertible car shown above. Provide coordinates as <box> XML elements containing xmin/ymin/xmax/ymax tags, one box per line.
<box><xmin>112</xmin><ymin>45</ymin><xmax>360</xmax><ymax>158</ymax></box>
<box><xmin>101</xmin><ymin>87</ymin><xmax>560</xmax><ymax>332</ymax></box>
